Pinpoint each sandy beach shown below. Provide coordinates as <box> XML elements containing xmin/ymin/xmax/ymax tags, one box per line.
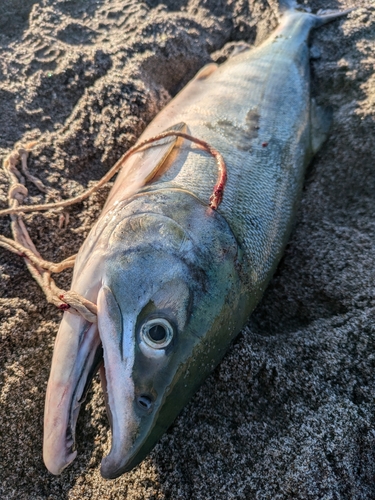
<box><xmin>1</xmin><ymin>0</ymin><xmax>375</xmax><ymax>498</ymax></box>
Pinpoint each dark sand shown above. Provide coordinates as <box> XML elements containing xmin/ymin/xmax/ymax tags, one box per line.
<box><xmin>1</xmin><ymin>1</ymin><xmax>375</xmax><ymax>498</ymax></box>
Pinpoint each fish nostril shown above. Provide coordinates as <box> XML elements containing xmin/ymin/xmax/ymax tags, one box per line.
<box><xmin>137</xmin><ymin>395</ymin><xmax>153</xmax><ymax>411</ymax></box>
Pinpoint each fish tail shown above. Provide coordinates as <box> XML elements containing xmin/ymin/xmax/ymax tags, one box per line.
<box><xmin>278</xmin><ymin>1</ymin><xmax>355</xmax><ymax>26</ymax></box>
<box><xmin>313</xmin><ymin>7</ymin><xmax>356</xmax><ymax>27</ymax></box>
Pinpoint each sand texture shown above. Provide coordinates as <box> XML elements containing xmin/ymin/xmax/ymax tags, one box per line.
<box><xmin>1</xmin><ymin>0</ymin><xmax>375</xmax><ymax>498</ymax></box>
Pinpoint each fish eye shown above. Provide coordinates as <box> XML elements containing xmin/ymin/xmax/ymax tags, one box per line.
<box><xmin>140</xmin><ymin>318</ymin><xmax>174</xmax><ymax>349</ymax></box>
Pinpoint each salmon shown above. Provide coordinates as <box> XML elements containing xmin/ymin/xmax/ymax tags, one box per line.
<box><xmin>43</xmin><ymin>0</ymin><xmax>352</xmax><ymax>479</ymax></box>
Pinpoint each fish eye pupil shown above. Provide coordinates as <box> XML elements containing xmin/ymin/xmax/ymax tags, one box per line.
<box><xmin>148</xmin><ymin>324</ymin><xmax>167</xmax><ymax>342</ymax></box>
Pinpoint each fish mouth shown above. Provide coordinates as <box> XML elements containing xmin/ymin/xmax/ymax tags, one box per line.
<box><xmin>43</xmin><ymin>302</ymin><xmax>155</xmax><ymax>478</ymax></box>
<box><xmin>43</xmin><ymin>315</ymin><xmax>103</xmax><ymax>475</ymax></box>
<box><xmin>70</xmin><ymin>342</ymin><xmax>104</xmax><ymax>444</ymax></box>
<box><xmin>61</xmin><ymin>342</ymin><xmax>103</xmax><ymax>469</ymax></box>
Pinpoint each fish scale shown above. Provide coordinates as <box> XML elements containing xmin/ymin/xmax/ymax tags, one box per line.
<box><xmin>43</xmin><ymin>2</ymin><xmax>352</xmax><ymax>479</ymax></box>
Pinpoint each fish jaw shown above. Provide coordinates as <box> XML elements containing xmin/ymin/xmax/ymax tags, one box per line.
<box><xmin>43</xmin><ymin>314</ymin><xmax>102</xmax><ymax>474</ymax></box>
<box><xmin>96</xmin><ymin>285</ymin><xmax>141</xmax><ymax>479</ymax></box>
<box><xmin>43</xmin><ymin>230</ymin><xmax>107</xmax><ymax>475</ymax></box>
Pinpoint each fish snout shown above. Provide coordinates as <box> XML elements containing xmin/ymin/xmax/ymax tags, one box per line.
<box><xmin>100</xmin><ymin>415</ymin><xmax>144</xmax><ymax>479</ymax></box>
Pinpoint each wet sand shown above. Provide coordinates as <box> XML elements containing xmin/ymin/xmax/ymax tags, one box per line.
<box><xmin>1</xmin><ymin>1</ymin><xmax>375</xmax><ymax>498</ymax></box>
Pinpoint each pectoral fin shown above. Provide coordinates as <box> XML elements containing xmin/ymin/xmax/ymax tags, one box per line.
<box><xmin>144</xmin><ymin>122</ymin><xmax>188</xmax><ymax>183</ymax></box>
<box><xmin>193</xmin><ymin>63</ymin><xmax>218</xmax><ymax>80</ymax></box>
<box><xmin>104</xmin><ymin>122</ymin><xmax>188</xmax><ymax>208</ymax></box>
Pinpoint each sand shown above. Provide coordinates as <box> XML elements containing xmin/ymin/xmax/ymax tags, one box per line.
<box><xmin>1</xmin><ymin>0</ymin><xmax>375</xmax><ymax>498</ymax></box>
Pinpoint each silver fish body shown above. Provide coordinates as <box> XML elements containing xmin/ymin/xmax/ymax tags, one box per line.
<box><xmin>43</xmin><ymin>2</ymin><xmax>349</xmax><ymax>479</ymax></box>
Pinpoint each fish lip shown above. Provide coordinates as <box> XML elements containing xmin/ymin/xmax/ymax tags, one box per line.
<box><xmin>43</xmin><ymin>347</ymin><xmax>103</xmax><ymax>474</ymax></box>
<box><xmin>43</xmin><ymin>319</ymin><xmax>102</xmax><ymax>475</ymax></box>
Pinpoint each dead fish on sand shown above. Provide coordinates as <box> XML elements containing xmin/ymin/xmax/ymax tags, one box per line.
<box><xmin>43</xmin><ymin>0</ymin><xmax>353</xmax><ymax>479</ymax></box>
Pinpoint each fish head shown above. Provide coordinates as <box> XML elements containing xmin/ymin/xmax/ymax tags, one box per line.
<box><xmin>44</xmin><ymin>192</ymin><xmax>244</xmax><ymax>479</ymax></box>
<box><xmin>98</xmin><ymin>203</ymin><xmax>243</xmax><ymax>478</ymax></box>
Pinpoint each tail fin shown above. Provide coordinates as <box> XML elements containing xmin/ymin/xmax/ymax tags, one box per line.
<box><xmin>278</xmin><ymin>1</ymin><xmax>355</xmax><ymax>26</ymax></box>
<box><xmin>314</xmin><ymin>8</ymin><xmax>356</xmax><ymax>27</ymax></box>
